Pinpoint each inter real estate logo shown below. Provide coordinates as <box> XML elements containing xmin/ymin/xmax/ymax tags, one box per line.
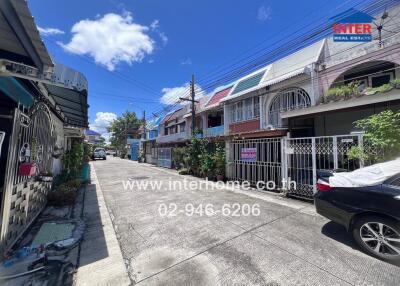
<box><xmin>332</xmin><ymin>10</ymin><xmax>374</xmax><ymax>42</ymax></box>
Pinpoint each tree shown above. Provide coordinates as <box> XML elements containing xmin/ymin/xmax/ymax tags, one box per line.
<box><xmin>107</xmin><ymin>111</ymin><xmax>143</xmax><ymax>150</ymax></box>
<box><xmin>348</xmin><ymin>110</ymin><xmax>400</xmax><ymax>162</ymax></box>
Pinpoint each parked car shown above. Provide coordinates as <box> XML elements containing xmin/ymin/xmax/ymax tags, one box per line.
<box><xmin>92</xmin><ymin>148</ymin><xmax>107</xmax><ymax>160</ymax></box>
<box><xmin>315</xmin><ymin>160</ymin><xmax>400</xmax><ymax>263</ymax></box>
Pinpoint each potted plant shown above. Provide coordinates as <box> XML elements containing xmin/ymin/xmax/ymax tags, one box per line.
<box><xmin>18</xmin><ymin>138</ymin><xmax>38</xmax><ymax>177</ymax></box>
<box><xmin>39</xmin><ymin>171</ymin><xmax>53</xmax><ymax>182</ymax></box>
<box><xmin>19</xmin><ymin>162</ymin><xmax>37</xmax><ymax>176</ymax></box>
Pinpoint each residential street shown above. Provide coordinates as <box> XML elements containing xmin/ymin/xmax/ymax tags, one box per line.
<box><xmin>88</xmin><ymin>157</ymin><xmax>400</xmax><ymax>286</ymax></box>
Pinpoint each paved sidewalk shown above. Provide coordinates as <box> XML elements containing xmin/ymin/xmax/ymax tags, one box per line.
<box><xmin>75</xmin><ymin>163</ymin><xmax>131</xmax><ymax>286</ymax></box>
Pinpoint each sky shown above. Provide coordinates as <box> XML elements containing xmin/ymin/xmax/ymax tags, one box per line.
<box><xmin>29</xmin><ymin>0</ymin><xmax>355</xmax><ymax>139</ymax></box>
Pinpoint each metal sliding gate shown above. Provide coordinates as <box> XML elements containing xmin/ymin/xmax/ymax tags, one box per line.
<box><xmin>229</xmin><ymin>138</ymin><xmax>283</xmax><ymax>189</ymax></box>
<box><xmin>228</xmin><ymin>134</ymin><xmax>380</xmax><ymax>200</ymax></box>
<box><xmin>283</xmin><ymin>134</ymin><xmax>380</xmax><ymax>199</ymax></box>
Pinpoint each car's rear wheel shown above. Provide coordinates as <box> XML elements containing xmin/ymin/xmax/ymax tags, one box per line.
<box><xmin>353</xmin><ymin>216</ymin><xmax>400</xmax><ymax>263</ymax></box>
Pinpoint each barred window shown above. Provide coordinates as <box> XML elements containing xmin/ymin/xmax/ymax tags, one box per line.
<box><xmin>269</xmin><ymin>88</ymin><xmax>311</xmax><ymax>127</ymax></box>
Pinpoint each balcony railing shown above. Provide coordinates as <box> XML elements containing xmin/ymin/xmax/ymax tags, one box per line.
<box><xmin>156</xmin><ymin>131</ymin><xmax>189</xmax><ymax>143</ymax></box>
<box><xmin>204</xmin><ymin>125</ymin><xmax>224</xmax><ymax>137</ymax></box>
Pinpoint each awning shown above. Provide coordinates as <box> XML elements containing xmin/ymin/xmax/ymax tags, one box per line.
<box><xmin>205</xmin><ymin>85</ymin><xmax>233</xmax><ymax>109</ymax></box>
<box><xmin>262</xmin><ymin>67</ymin><xmax>310</xmax><ymax>87</ymax></box>
<box><xmin>0</xmin><ymin>0</ymin><xmax>53</xmax><ymax>70</ymax></box>
<box><xmin>0</xmin><ymin>76</ymin><xmax>34</xmax><ymax>106</ymax></box>
<box><xmin>45</xmin><ymin>84</ymin><xmax>88</xmax><ymax>128</ymax></box>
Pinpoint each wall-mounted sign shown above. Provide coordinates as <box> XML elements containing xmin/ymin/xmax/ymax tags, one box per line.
<box><xmin>341</xmin><ymin>138</ymin><xmax>354</xmax><ymax>143</ymax></box>
<box><xmin>20</xmin><ymin>112</ymin><xmax>30</xmax><ymax>127</ymax></box>
<box><xmin>332</xmin><ymin>10</ymin><xmax>374</xmax><ymax>42</ymax></box>
<box><xmin>241</xmin><ymin>148</ymin><xmax>257</xmax><ymax>162</ymax></box>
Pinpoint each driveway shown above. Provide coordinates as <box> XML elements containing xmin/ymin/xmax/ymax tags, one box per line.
<box><xmin>92</xmin><ymin>157</ymin><xmax>400</xmax><ymax>286</ymax></box>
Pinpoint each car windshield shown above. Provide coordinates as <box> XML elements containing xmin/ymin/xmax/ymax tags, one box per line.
<box><xmin>94</xmin><ymin>148</ymin><xmax>104</xmax><ymax>152</ymax></box>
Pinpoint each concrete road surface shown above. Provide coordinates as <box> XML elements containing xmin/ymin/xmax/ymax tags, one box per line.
<box><xmin>90</xmin><ymin>156</ymin><xmax>400</xmax><ymax>286</ymax></box>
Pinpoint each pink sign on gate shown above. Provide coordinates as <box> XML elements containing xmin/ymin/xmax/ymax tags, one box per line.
<box><xmin>241</xmin><ymin>148</ymin><xmax>257</xmax><ymax>162</ymax></box>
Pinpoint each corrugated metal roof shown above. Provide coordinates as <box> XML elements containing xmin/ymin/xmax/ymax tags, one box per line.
<box><xmin>261</xmin><ymin>40</ymin><xmax>325</xmax><ymax>85</ymax></box>
<box><xmin>206</xmin><ymin>86</ymin><xmax>233</xmax><ymax>108</ymax></box>
<box><xmin>231</xmin><ymin>71</ymin><xmax>265</xmax><ymax>95</ymax></box>
<box><xmin>10</xmin><ymin>0</ymin><xmax>53</xmax><ymax>67</ymax></box>
<box><xmin>160</xmin><ymin>107</ymin><xmax>188</xmax><ymax>125</ymax></box>
<box><xmin>262</xmin><ymin>67</ymin><xmax>309</xmax><ymax>86</ymax></box>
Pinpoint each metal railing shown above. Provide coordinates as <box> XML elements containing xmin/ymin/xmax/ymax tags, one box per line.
<box><xmin>156</xmin><ymin>131</ymin><xmax>189</xmax><ymax>144</ymax></box>
<box><xmin>203</xmin><ymin>125</ymin><xmax>224</xmax><ymax>137</ymax></box>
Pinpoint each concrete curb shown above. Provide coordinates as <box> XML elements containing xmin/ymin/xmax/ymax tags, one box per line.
<box><xmin>75</xmin><ymin>163</ymin><xmax>131</xmax><ymax>286</ymax></box>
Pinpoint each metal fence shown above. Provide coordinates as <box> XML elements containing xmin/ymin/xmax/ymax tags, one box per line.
<box><xmin>228</xmin><ymin>134</ymin><xmax>380</xmax><ymax>200</ymax></box>
<box><xmin>283</xmin><ymin>134</ymin><xmax>380</xmax><ymax>199</ymax></box>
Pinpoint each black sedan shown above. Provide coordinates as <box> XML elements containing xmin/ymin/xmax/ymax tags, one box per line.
<box><xmin>315</xmin><ymin>171</ymin><xmax>400</xmax><ymax>263</ymax></box>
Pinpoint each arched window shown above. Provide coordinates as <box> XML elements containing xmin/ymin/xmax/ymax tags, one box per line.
<box><xmin>268</xmin><ymin>88</ymin><xmax>311</xmax><ymax>127</ymax></box>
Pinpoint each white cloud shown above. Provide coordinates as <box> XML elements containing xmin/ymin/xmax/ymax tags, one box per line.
<box><xmin>159</xmin><ymin>32</ymin><xmax>168</xmax><ymax>46</ymax></box>
<box><xmin>160</xmin><ymin>83</ymin><xmax>204</xmax><ymax>105</ymax></box>
<box><xmin>150</xmin><ymin>20</ymin><xmax>159</xmax><ymax>30</ymax></box>
<box><xmin>257</xmin><ymin>6</ymin><xmax>272</xmax><ymax>21</ymax></box>
<box><xmin>89</xmin><ymin>112</ymin><xmax>117</xmax><ymax>142</ymax></box>
<box><xmin>37</xmin><ymin>26</ymin><xmax>64</xmax><ymax>36</ymax></box>
<box><xmin>60</xmin><ymin>12</ymin><xmax>154</xmax><ymax>71</ymax></box>
<box><xmin>150</xmin><ymin>19</ymin><xmax>168</xmax><ymax>46</ymax></box>
<box><xmin>180</xmin><ymin>58</ymin><xmax>192</xmax><ymax>65</ymax></box>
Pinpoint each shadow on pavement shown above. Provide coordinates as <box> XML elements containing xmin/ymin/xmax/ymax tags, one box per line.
<box><xmin>78</xmin><ymin>182</ymin><xmax>109</xmax><ymax>267</ymax></box>
<box><xmin>321</xmin><ymin>221</ymin><xmax>400</xmax><ymax>268</ymax></box>
<box><xmin>321</xmin><ymin>221</ymin><xmax>358</xmax><ymax>249</ymax></box>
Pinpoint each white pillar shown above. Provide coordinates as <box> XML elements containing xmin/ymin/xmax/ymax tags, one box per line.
<box><xmin>223</xmin><ymin>104</ymin><xmax>229</xmax><ymax>135</ymax></box>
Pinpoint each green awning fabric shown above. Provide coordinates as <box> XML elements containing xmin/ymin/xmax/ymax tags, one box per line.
<box><xmin>0</xmin><ymin>76</ymin><xmax>34</xmax><ymax>107</ymax></box>
<box><xmin>231</xmin><ymin>71</ymin><xmax>265</xmax><ymax>95</ymax></box>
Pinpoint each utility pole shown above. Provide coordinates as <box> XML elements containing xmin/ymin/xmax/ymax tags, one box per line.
<box><xmin>142</xmin><ymin>110</ymin><xmax>146</xmax><ymax>140</ymax></box>
<box><xmin>179</xmin><ymin>74</ymin><xmax>198</xmax><ymax>137</ymax></box>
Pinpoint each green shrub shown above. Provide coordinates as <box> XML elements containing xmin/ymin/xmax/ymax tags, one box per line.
<box><xmin>213</xmin><ymin>144</ymin><xmax>226</xmax><ymax>176</ymax></box>
<box><xmin>349</xmin><ymin>110</ymin><xmax>400</xmax><ymax>161</ymax></box>
<box><xmin>325</xmin><ymin>81</ymin><xmax>360</xmax><ymax>102</ymax></box>
<box><xmin>390</xmin><ymin>78</ymin><xmax>400</xmax><ymax>87</ymax></box>
<box><xmin>178</xmin><ymin>168</ymin><xmax>189</xmax><ymax>175</ymax></box>
<box><xmin>172</xmin><ymin>147</ymin><xmax>187</xmax><ymax>169</ymax></box>
<box><xmin>66</xmin><ymin>179</ymin><xmax>83</xmax><ymax>190</ymax></box>
<box><xmin>374</xmin><ymin>83</ymin><xmax>393</xmax><ymax>93</ymax></box>
<box><xmin>47</xmin><ymin>187</ymin><xmax>77</xmax><ymax>207</ymax></box>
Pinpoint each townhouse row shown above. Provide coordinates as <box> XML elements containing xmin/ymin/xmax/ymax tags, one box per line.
<box><xmin>139</xmin><ymin>8</ymin><xmax>400</xmax><ymax>199</ymax></box>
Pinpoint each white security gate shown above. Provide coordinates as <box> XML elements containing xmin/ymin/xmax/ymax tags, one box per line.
<box><xmin>283</xmin><ymin>134</ymin><xmax>380</xmax><ymax>199</ymax></box>
<box><xmin>157</xmin><ymin>148</ymin><xmax>172</xmax><ymax>168</ymax></box>
<box><xmin>228</xmin><ymin>138</ymin><xmax>283</xmax><ymax>189</ymax></box>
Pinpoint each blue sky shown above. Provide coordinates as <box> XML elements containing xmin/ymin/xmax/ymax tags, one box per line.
<box><xmin>29</xmin><ymin>0</ymin><xmax>354</xmax><ymax>137</ymax></box>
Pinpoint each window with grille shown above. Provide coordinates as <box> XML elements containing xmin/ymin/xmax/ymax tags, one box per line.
<box><xmin>231</xmin><ymin>96</ymin><xmax>260</xmax><ymax>123</ymax></box>
<box><xmin>268</xmin><ymin>88</ymin><xmax>311</xmax><ymax>128</ymax></box>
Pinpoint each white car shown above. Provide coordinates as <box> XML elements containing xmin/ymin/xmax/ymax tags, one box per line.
<box><xmin>92</xmin><ymin>148</ymin><xmax>106</xmax><ymax>160</ymax></box>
